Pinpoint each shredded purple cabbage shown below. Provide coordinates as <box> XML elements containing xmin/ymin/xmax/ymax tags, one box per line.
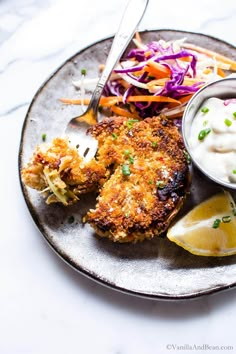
<box><xmin>104</xmin><ymin>40</ymin><xmax>201</xmax><ymax>118</ymax></box>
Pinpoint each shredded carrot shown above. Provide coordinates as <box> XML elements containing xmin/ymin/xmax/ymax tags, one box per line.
<box><xmin>144</xmin><ymin>61</ymin><xmax>171</xmax><ymax>79</ymax></box>
<box><xmin>203</xmin><ymin>68</ymin><xmax>212</xmax><ymax>75</ymax></box>
<box><xmin>165</xmin><ymin>94</ymin><xmax>194</xmax><ymax>109</ymax></box>
<box><xmin>147</xmin><ymin>79</ymin><xmax>166</xmax><ymax>88</ymax></box>
<box><xmin>110</xmin><ymin>105</ymin><xmax>140</xmax><ymax>118</ymax></box>
<box><xmin>217</xmin><ymin>67</ymin><xmax>226</xmax><ymax>77</ymax></box>
<box><xmin>60</xmin><ymin>95</ymin><xmax>181</xmax><ymax>106</ymax></box>
<box><xmin>178</xmin><ymin>94</ymin><xmax>194</xmax><ymax>104</ymax></box>
<box><xmin>144</xmin><ymin>50</ymin><xmax>153</xmax><ymax>58</ymax></box>
<box><xmin>183</xmin><ymin>43</ymin><xmax>236</xmax><ymax>70</ymax></box>
<box><xmin>126</xmin><ymin>95</ymin><xmax>180</xmax><ymax>104</ymax></box>
<box><xmin>60</xmin><ymin>97</ymin><xmax>117</xmax><ymax>107</ymax></box>
<box><xmin>147</xmin><ymin>77</ymin><xmax>203</xmax><ymax>90</ymax></box>
<box><xmin>60</xmin><ymin>98</ymin><xmax>89</xmax><ymax>105</ymax></box>
<box><xmin>178</xmin><ymin>56</ymin><xmax>192</xmax><ymax>62</ymax></box>
<box><xmin>61</xmin><ymin>36</ymin><xmax>236</xmax><ymax>121</ymax></box>
<box><xmin>183</xmin><ymin>78</ymin><xmax>205</xmax><ymax>85</ymax></box>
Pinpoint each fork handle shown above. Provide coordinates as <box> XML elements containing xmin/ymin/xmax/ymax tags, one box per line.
<box><xmin>87</xmin><ymin>0</ymin><xmax>149</xmax><ymax>116</ymax></box>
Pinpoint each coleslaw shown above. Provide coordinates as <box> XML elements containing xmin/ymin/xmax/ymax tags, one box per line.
<box><xmin>61</xmin><ymin>33</ymin><xmax>236</xmax><ymax>119</ymax></box>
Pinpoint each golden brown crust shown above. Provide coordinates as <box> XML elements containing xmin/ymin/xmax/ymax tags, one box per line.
<box><xmin>86</xmin><ymin>115</ymin><xmax>190</xmax><ymax>242</ymax></box>
<box><xmin>21</xmin><ymin>116</ymin><xmax>189</xmax><ymax>241</ymax></box>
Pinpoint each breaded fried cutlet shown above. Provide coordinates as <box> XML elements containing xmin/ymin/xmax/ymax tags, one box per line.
<box><xmin>21</xmin><ymin>137</ymin><xmax>108</xmax><ymax>205</ymax></box>
<box><xmin>86</xmin><ymin>115</ymin><xmax>190</xmax><ymax>242</ymax></box>
<box><xmin>21</xmin><ymin>115</ymin><xmax>190</xmax><ymax>242</ymax></box>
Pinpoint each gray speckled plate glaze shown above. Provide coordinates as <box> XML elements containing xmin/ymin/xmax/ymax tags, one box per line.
<box><xmin>19</xmin><ymin>30</ymin><xmax>236</xmax><ymax>300</ymax></box>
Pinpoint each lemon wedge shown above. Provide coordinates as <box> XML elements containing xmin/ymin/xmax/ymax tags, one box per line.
<box><xmin>167</xmin><ymin>191</ymin><xmax>236</xmax><ymax>256</ymax></box>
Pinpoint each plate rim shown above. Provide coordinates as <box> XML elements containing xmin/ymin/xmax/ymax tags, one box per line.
<box><xmin>18</xmin><ymin>28</ymin><xmax>236</xmax><ymax>301</ymax></box>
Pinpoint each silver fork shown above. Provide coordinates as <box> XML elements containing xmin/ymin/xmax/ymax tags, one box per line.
<box><xmin>65</xmin><ymin>0</ymin><xmax>149</xmax><ymax>162</ymax></box>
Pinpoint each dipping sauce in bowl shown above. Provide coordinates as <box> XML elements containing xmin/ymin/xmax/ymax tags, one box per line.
<box><xmin>183</xmin><ymin>77</ymin><xmax>236</xmax><ymax>188</ymax></box>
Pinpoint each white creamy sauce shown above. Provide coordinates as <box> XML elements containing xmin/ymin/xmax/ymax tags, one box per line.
<box><xmin>189</xmin><ymin>97</ymin><xmax>236</xmax><ymax>184</ymax></box>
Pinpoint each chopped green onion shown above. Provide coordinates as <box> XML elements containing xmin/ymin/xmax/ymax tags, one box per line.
<box><xmin>123</xmin><ymin>149</ymin><xmax>134</xmax><ymax>164</ymax></box>
<box><xmin>42</xmin><ymin>133</ymin><xmax>47</xmax><ymax>141</ymax></box>
<box><xmin>81</xmin><ymin>68</ymin><xmax>87</xmax><ymax>75</ymax></box>
<box><xmin>129</xmin><ymin>156</ymin><xmax>134</xmax><ymax>164</ymax></box>
<box><xmin>156</xmin><ymin>181</ymin><xmax>164</xmax><ymax>189</ymax></box>
<box><xmin>212</xmin><ymin>219</ymin><xmax>221</xmax><ymax>229</ymax></box>
<box><xmin>126</xmin><ymin>119</ymin><xmax>139</xmax><ymax>129</ymax></box>
<box><xmin>124</xmin><ymin>212</ymin><xmax>129</xmax><ymax>218</ymax></box>
<box><xmin>224</xmin><ymin>118</ymin><xmax>232</xmax><ymax>127</ymax></box>
<box><xmin>122</xmin><ymin>164</ymin><xmax>131</xmax><ymax>176</ymax></box>
<box><xmin>148</xmin><ymin>180</ymin><xmax>153</xmax><ymax>184</ymax></box>
<box><xmin>124</xmin><ymin>149</ymin><xmax>130</xmax><ymax>155</ymax></box>
<box><xmin>198</xmin><ymin>128</ymin><xmax>211</xmax><ymax>141</ymax></box>
<box><xmin>201</xmin><ymin>107</ymin><xmax>209</xmax><ymax>113</ymax></box>
<box><xmin>112</xmin><ymin>133</ymin><xmax>118</xmax><ymax>139</ymax></box>
<box><xmin>151</xmin><ymin>141</ymin><xmax>157</xmax><ymax>148</ymax></box>
<box><xmin>222</xmin><ymin>215</ymin><xmax>231</xmax><ymax>223</ymax></box>
<box><xmin>184</xmin><ymin>150</ymin><xmax>191</xmax><ymax>164</ymax></box>
<box><xmin>233</xmin><ymin>112</ymin><xmax>236</xmax><ymax>118</ymax></box>
<box><xmin>232</xmin><ymin>170</ymin><xmax>236</xmax><ymax>174</ymax></box>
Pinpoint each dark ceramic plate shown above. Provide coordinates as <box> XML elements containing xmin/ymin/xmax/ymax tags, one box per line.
<box><xmin>19</xmin><ymin>30</ymin><xmax>236</xmax><ymax>300</ymax></box>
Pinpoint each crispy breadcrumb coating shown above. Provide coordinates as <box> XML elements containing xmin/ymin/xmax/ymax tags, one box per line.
<box><xmin>86</xmin><ymin>115</ymin><xmax>190</xmax><ymax>242</ymax></box>
<box><xmin>21</xmin><ymin>137</ymin><xmax>108</xmax><ymax>205</ymax></box>
<box><xmin>21</xmin><ymin>115</ymin><xmax>190</xmax><ymax>242</ymax></box>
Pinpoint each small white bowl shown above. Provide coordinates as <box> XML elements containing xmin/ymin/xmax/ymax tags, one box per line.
<box><xmin>182</xmin><ymin>77</ymin><xmax>236</xmax><ymax>189</ymax></box>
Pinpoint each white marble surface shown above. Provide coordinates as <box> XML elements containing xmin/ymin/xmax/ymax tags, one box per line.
<box><xmin>1</xmin><ymin>0</ymin><xmax>236</xmax><ymax>353</ymax></box>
